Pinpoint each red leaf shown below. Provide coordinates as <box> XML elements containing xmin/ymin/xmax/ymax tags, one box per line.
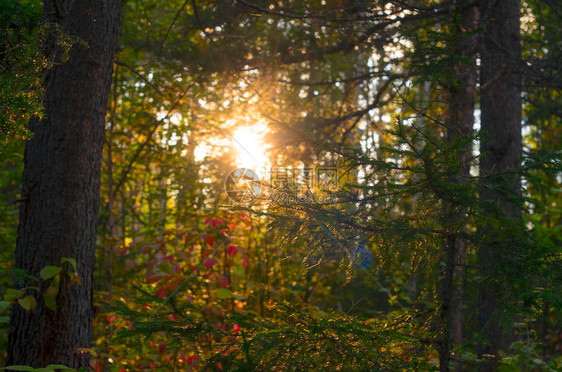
<box><xmin>156</xmin><ymin>287</ymin><xmax>168</xmax><ymax>298</ymax></box>
<box><xmin>204</xmin><ymin>257</ymin><xmax>218</xmax><ymax>270</ymax></box>
<box><xmin>145</xmin><ymin>271</ymin><xmax>167</xmax><ymax>284</ymax></box>
<box><xmin>187</xmin><ymin>355</ymin><xmax>197</xmax><ymax>366</ymax></box>
<box><xmin>227</xmin><ymin>244</ymin><xmax>238</xmax><ymax>256</ymax></box>
<box><xmin>233</xmin><ymin>324</ymin><xmax>240</xmax><ymax>333</ymax></box>
<box><xmin>164</xmin><ymin>254</ymin><xmax>174</xmax><ymax>263</ymax></box>
<box><xmin>206</xmin><ymin>218</ymin><xmax>226</xmax><ymax>227</ymax></box>
<box><xmin>205</xmin><ymin>235</ymin><xmax>214</xmax><ymax>246</ymax></box>
<box><xmin>159</xmin><ymin>343</ymin><xmax>167</xmax><ymax>353</ymax></box>
<box><xmin>215</xmin><ymin>274</ymin><xmax>229</xmax><ymax>287</ymax></box>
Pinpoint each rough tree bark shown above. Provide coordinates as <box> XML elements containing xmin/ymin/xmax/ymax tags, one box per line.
<box><xmin>7</xmin><ymin>0</ymin><xmax>121</xmax><ymax>368</ymax></box>
<box><xmin>477</xmin><ymin>0</ymin><xmax>522</xmax><ymax>367</ymax></box>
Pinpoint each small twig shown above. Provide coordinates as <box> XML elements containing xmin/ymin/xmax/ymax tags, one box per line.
<box><xmin>6</xmin><ymin>198</ymin><xmax>27</xmax><ymax>206</ymax></box>
<box><xmin>191</xmin><ymin>0</ymin><xmax>214</xmax><ymax>40</ymax></box>
<box><xmin>116</xmin><ymin>61</ymin><xmax>162</xmax><ymax>95</ymax></box>
<box><xmin>158</xmin><ymin>0</ymin><xmax>190</xmax><ymax>58</ymax></box>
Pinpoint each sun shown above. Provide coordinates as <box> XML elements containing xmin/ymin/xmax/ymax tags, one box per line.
<box><xmin>231</xmin><ymin>119</ymin><xmax>270</xmax><ymax>174</ymax></box>
<box><xmin>191</xmin><ymin>114</ymin><xmax>271</xmax><ymax>177</ymax></box>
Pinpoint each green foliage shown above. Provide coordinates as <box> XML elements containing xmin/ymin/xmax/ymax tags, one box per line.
<box><xmin>1</xmin><ymin>283</ymin><xmax>39</xmax><ymax>318</ymax></box>
<box><xmin>0</xmin><ymin>0</ymin><xmax>45</xmax><ymax>146</ymax></box>
<box><xmin>1</xmin><ymin>365</ymin><xmax>76</xmax><ymax>372</ymax></box>
<box><xmin>40</xmin><ymin>257</ymin><xmax>80</xmax><ymax>311</ymax></box>
<box><xmin>103</xmin><ymin>210</ymin><xmax>436</xmax><ymax>369</ymax></box>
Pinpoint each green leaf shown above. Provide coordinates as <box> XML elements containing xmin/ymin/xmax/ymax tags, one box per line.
<box><xmin>40</xmin><ymin>266</ymin><xmax>61</xmax><ymax>280</ymax></box>
<box><xmin>18</xmin><ymin>295</ymin><xmax>36</xmax><ymax>311</ymax></box>
<box><xmin>60</xmin><ymin>258</ymin><xmax>77</xmax><ymax>272</ymax></box>
<box><xmin>3</xmin><ymin>366</ymin><xmax>37</xmax><ymax>371</ymax></box>
<box><xmin>216</xmin><ymin>288</ymin><xmax>243</xmax><ymax>300</ymax></box>
<box><xmin>157</xmin><ymin>263</ymin><xmax>173</xmax><ymax>274</ymax></box>
<box><xmin>46</xmin><ymin>284</ymin><xmax>59</xmax><ymax>297</ymax></box>
<box><xmin>0</xmin><ymin>300</ymin><xmax>11</xmax><ymax>313</ymax></box>
<box><xmin>44</xmin><ymin>294</ymin><xmax>56</xmax><ymax>311</ymax></box>
<box><xmin>45</xmin><ymin>365</ymin><xmax>75</xmax><ymax>371</ymax></box>
<box><xmin>216</xmin><ymin>288</ymin><xmax>235</xmax><ymax>299</ymax></box>
<box><xmin>4</xmin><ymin>288</ymin><xmax>24</xmax><ymax>301</ymax></box>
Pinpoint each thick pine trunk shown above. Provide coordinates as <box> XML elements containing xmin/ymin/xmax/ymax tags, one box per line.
<box><xmin>477</xmin><ymin>0</ymin><xmax>522</xmax><ymax>367</ymax></box>
<box><xmin>7</xmin><ymin>0</ymin><xmax>121</xmax><ymax>367</ymax></box>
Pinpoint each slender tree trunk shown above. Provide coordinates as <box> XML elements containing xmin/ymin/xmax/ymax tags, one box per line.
<box><xmin>437</xmin><ymin>4</ymin><xmax>478</xmax><ymax>370</ymax></box>
<box><xmin>447</xmin><ymin>2</ymin><xmax>478</xmax><ymax>370</ymax></box>
<box><xmin>7</xmin><ymin>0</ymin><xmax>121</xmax><ymax>367</ymax></box>
<box><xmin>477</xmin><ymin>0</ymin><xmax>522</xmax><ymax>367</ymax></box>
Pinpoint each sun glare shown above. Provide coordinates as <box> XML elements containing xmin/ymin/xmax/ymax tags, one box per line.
<box><xmin>192</xmin><ymin>116</ymin><xmax>270</xmax><ymax>176</ymax></box>
<box><xmin>232</xmin><ymin>120</ymin><xmax>270</xmax><ymax>173</ymax></box>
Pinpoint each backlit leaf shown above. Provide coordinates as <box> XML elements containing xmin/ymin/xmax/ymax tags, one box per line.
<box><xmin>40</xmin><ymin>266</ymin><xmax>61</xmax><ymax>280</ymax></box>
<box><xmin>44</xmin><ymin>294</ymin><xmax>56</xmax><ymax>311</ymax></box>
<box><xmin>18</xmin><ymin>295</ymin><xmax>36</xmax><ymax>311</ymax></box>
<box><xmin>60</xmin><ymin>258</ymin><xmax>77</xmax><ymax>272</ymax></box>
<box><xmin>216</xmin><ymin>288</ymin><xmax>235</xmax><ymax>299</ymax></box>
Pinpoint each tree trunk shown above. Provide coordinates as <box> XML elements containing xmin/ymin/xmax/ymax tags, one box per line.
<box><xmin>447</xmin><ymin>2</ymin><xmax>478</xmax><ymax>370</ymax></box>
<box><xmin>437</xmin><ymin>3</ymin><xmax>478</xmax><ymax>370</ymax></box>
<box><xmin>477</xmin><ymin>0</ymin><xmax>522</xmax><ymax>367</ymax></box>
<box><xmin>7</xmin><ymin>0</ymin><xmax>121</xmax><ymax>368</ymax></box>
